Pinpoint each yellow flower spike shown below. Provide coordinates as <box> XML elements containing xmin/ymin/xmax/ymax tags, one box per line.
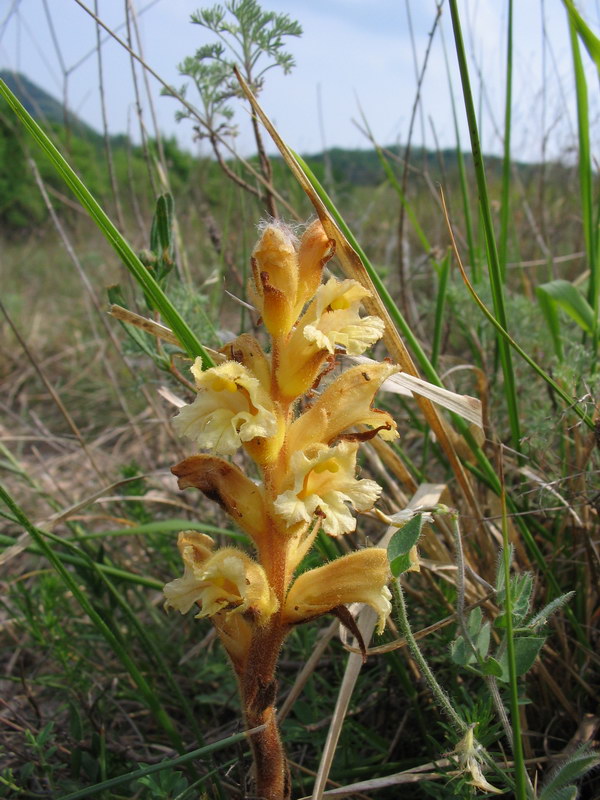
<box><xmin>288</xmin><ymin>362</ymin><xmax>399</xmax><ymax>453</ymax></box>
<box><xmin>173</xmin><ymin>360</ymin><xmax>278</xmax><ymax>456</ymax></box>
<box><xmin>295</xmin><ymin>219</ymin><xmax>335</xmax><ymax>313</ymax></box>
<box><xmin>283</xmin><ymin>548</ymin><xmax>392</xmax><ymax>634</ymax></box>
<box><xmin>274</xmin><ymin>441</ymin><xmax>382</xmax><ymax>536</ymax></box>
<box><xmin>164</xmin><ymin>532</ymin><xmax>279</xmax><ymax>624</ymax></box>
<box><xmin>251</xmin><ymin>223</ymin><xmax>299</xmax><ymax>337</ymax></box>
<box><xmin>171</xmin><ymin>455</ymin><xmax>268</xmax><ymax>548</ymax></box>
<box><xmin>276</xmin><ymin>277</ymin><xmax>386</xmax><ymax>399</ymax></box>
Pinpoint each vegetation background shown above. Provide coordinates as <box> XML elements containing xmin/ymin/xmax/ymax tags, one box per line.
<box><xmin>0</xmin><ymin>1</ymin><xmax>599</xmax><ymax>798</ymax></box>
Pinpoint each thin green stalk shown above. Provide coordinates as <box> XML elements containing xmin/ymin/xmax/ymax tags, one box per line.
<box><xmin>431</xmin><ymin>250</ymin><xmax>451</xmax><ymax>369</ymax></box>
<box><xmin>391</xmin><ymin>577</ymin><xmax>467</xmax><ymax>733</ymax></box>
<box><xmin>59</xmin><ymin>738</ymin><xmax>251</xmax><ymax>800</ymax></box>
<box><xmin>567</xmin><ymin>16</ymin><xmax>599</xmax><ymax>355</ymax></box>
<box><xmin>442</xmin><ymin>29</ymin><xmax>478</xmax><ymax>282</ymax></box>
<box><xmin>499</xmin><ymin>488</ymin><xmax>529</xmax><ymax>800</ymax></box>
<box><xmin>499</xmin><ymin>0</ymin><xmax>513</xmax><ymax>281</ymax></box>
<box><xmin>0</xmin><ymin>532</ymin><xmax>163</xmax><ymax>588</ymax></box>
<box><xmin>448</xmin><ymin>0</ymin><xmax>522</xmax><ymax>456</ymax></box>
<box><xmin>0</xmin><ymin>78</ymin><xmax>214</xmax><ymax>369</ymax></box>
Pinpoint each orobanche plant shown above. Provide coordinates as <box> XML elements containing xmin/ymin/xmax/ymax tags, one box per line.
<box><xmin>164</xmin><ymin>219</ymin><xmax>398</xmax><ymax>799</ymax></box>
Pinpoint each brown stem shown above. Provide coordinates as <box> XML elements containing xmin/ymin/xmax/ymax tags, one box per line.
<box><xmin>209</xmin><ymin>133</ymin><xmax>263</xmax><ymax>199</ymax></box>
<box><xmin>242</xmin><ymin>623</ymin><xmax>290</xmax><ymax>800</ymax></box>
<box><xmin>250</xmin><ymin>109</ymin><xmax>278</xmax><ymax>218</ymax></box>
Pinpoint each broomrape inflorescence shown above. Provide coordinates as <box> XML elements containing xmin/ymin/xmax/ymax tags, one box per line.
<box><xmin>164</xmin><ymin>220</ymin><xmax>398</xmax><ymax>800</ymax></box>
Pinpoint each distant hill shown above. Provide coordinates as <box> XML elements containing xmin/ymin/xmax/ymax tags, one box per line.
<box><xmin>0</xmin><ymin>70</ymin><xmax>101</xmax><ymax>142</ymax></box>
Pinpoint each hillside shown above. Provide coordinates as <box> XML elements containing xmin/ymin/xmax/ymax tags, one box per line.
<box><xmin>0</xmin><ymin>70</ymin><xmax>101</xmax><ymax>142</ymax></box>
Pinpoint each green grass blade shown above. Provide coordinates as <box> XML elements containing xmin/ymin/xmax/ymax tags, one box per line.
<box><xmin>66</xmin><ymin>518</ymin><xmax>246</xmax><ymax>543</ymax></box>
<box><xmin>442</xmin><ymin>29</ymin><xmax>478</xmax><ymax>282</ymax></box>
<box><xmin>0</xmin><ymin>78</ymin><xmax>214</xmax><ymax>369</ymax></box>
<box><xmin>499</xmin><ymin>0</ymin><xmax>513</xmax><ymax>282</ymax></box>
<box><xmin>370</xmin><ymin>143</ymin><xmax>432</xmax><ymax>254</ymax></box>
<box><xmin>563</xmin><ymin>0</ymin><xmax>600</xmax><ymax>72</ymax></box>
<box><xmin>59</xmin><ymin>732</ymin><xmax>253</xmax><ymax>800</ymax></box>
<box><xmin>448</xmin><ymin>0</ymin><xmax>522</xmax><ymax>455</ymax></box>
<box><xmin>0</xmin><ymin>483</ymin><xmax>183</xmax><ymax>751</ymax></box>
<box><xmin>294</xmin><ymin>152</ymin><xmax>438</xmax><ymax>386</ymax></box>
<box><xmin>0</xmin><ymin>531</ymin><xmax>164</xmax><ymax>588</ymax></box>
<box><xmin>566</xmin><ymin>17</ymin><xmax>598</xmax><ymax>352</ymax></box>
<box><xmin>499</xmin><ymin>493</ymin><xmax>529</xmax><ymax>800</ymax></box>
<box><xmin>431</xmin><ymin>250</ymin><xmax>451</xmax><ymax>369</ymax></box>
<box><xmin>537</xmin><ymin>280</ymin><xmax>595</xmax><ymax>334</ymax></box>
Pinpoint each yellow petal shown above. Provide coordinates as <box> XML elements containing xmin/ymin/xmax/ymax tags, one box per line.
<box><xmin>173</xmin><ymin>360</ymin><xmax>278</xmax><ymax>455</ymax></box>
<box><xmin>275</xmin><ymin>277</ymin><xmax>385</xmax><ymax>400</ymax></box>
<box><xmin>283</xmin><ymin>548</ymin><xmax>391</xmax><ymax>634</ymax></box>
<box><xmin>274</xmin><ymin>441</ymin><xmax>381</xmax><ymax>536</ymax></box>
<box><xmin>295</xmin><ymin>220</ymin><xmax>335</xmax><ymax>312</ymax></box>
<box><xmin>252</xmin><ymin>223</ymin><xmax>299</xmax><ymax>336</ymax></box>
<box><xmin>288</xmin><ymin>362</ymin><xmax>399</xmax><ymax>451</ymax></box>
<box><xmin>164</xmin><ymin>535</ymin><xmax>278</xmax><ymax>624</ymax></box>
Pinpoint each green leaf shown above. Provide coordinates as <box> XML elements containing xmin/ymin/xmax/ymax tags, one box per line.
<box><xmin>528</xmin><ymin>592</ymin><xmax>575</xmax><ymax>631</ymax></box>
<box><xmin>468</xmin><ymin>606</ymin><xmax>483</xmax><ymax>637</ymax></box>
<box><xmin>149</xmin><ymin>193</ymin><xmax>176</xmax><ymax>284</ymax></box>
<box><xmin>450</xmin><ymin>635</ymin><xmax>471</xmax><ymax>666</ymax></box>
<box><xmin>511</xmin><ymin>573</ymin><xmax>534</xmax><ymax>624</ymax></box>
<box><xmin>498</xmin><ymin>636</ymin><xmax>545</xmax><ymax>681</ymax></box>
<box><xmin>536</xmin><ymin>284</ymin><xmax>564</xmax><ymax>361</ymax></box>
<box><xmin>539</xmin><ymin>744</ymin><xmax>600</xmax><ymax>800</ymax></box>
<box><xmin>481</xmin><ymin>656</ymin><xmax>503</xmax><ymax>678</ymax></box>
<box><xmin>537</xmin><ymin>280</ymin><xmax>595</xmax><ymax>333</ymax></box>
<box><xmin>543</xmin><ymin>789</ymin><xmax>577</xmax><ymax>800</ymax></box>
<box><xmin>476</xmin><ymin>621</ymin><xmax>491</xmax><ymax>659</ymax></box>
<box><xmin>387</xmin><ymin>515</ymin><xmax>423</xmax><ymax>577</ymax></box>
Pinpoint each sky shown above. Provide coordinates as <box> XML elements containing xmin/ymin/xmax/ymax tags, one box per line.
<box><xmin>1</xmin><ymin>0</ymin><xmax>599</xmax><ymax>163</ymax></box>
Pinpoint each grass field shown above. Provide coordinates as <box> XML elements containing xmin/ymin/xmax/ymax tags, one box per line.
<box><xmin>1</xmin><ymin>2</ymin><xmax>599</xmax><ymax>799</ymax></box>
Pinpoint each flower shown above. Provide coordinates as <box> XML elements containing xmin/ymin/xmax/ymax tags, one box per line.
<box><xmin>171</xmin><ymin>455</ymin><xmax>268</xmax><ymax>547</ymax></box>
<box><xmin>287</xmin><ymin>362</ymin><xmax>399</xmax><ymax>451</ymax></box>
<box><xmin>276</xmin><ymin>279</ymin><xmax>386</xmax><ymax>399</ymax></box>
<box><xmin>164</xmin><ymin>531</ymin><xmax>278</xmax><ymax>623</ymax></box>
<box><xmin>451</xmin><ymin>726</ymin><xmax>503</xmax><ymax>794</ymax></box>
<box><xmin>274</xmin><ymin>441</ymin><xmax>381</xmax><ymax>536</ymax></box>
<box><xmin>251</xmin><ymin>223</ymin><xmax>299</xmax><ymax>336</ymax></box>
<box><xmin>295</xmin><ymin>219</ymin><xmax>335</xmax><ymax>313</ymax></box>
<box><xmin>283</xmin><ymin>548</ymin><xmax>392</xmax><ymax>634</ymax></box>
<box><xmin>302</xmin><ymin>277</ymin><xmax>385</xmax><ymax>355</ymax></box>
<box><xmin>173</xmin><ymin>360</ymin><xmax>278</xmax><ymax>455</ymax></box>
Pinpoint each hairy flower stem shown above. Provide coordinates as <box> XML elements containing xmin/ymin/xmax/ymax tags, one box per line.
<box><xmin>244</xmin><ymin>458</ymin><xmax>291</xmax><ymax>799</ymax></box>
<box><xmin>391</xmin><ymin>577</ymin><xmax>467</xmax><ymax>733</ymax></box>
<box><xmin>242</xmin><ymin>622</ymin><xmax>290</xmax><ymax>800</ymax></box>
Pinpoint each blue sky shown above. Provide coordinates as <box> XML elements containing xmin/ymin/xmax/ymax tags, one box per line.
<box><xmin>1</xmin><ymin>0</ymin><xmax>598</xmax><ymax>162</ymax></box>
